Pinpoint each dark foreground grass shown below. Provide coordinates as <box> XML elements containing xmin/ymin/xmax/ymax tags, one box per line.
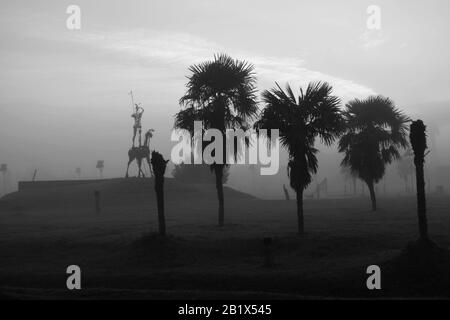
<box><xmin>1</xmin><ymin>179</ymin><xmax>450</xmax><ymax>299</ymax></box>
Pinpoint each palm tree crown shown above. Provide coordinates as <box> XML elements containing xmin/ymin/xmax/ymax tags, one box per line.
<box><xmin>339</xmin><ymin>95</ymin><xmax>409</xmax><ymax>210</ymax></box>
<box><xmin>255</xmin><ymin>82</ymin><xmax>343</xmax><ymax>190</ymax></box>
<box><xmin>175</xmin><ymin>53</ymin><xmax>258</xmax><ymax>136</ymax></box>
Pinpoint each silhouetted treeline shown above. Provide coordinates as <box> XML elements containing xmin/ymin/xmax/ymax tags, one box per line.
<box><xmin>171</xmin><ymin>53</ymin><xmax>424</xmax><ymax>238</ymax></box>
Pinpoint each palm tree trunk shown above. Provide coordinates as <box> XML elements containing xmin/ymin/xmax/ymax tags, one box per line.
<box><xmin>214</xmin><ymin>164</ymin><xmax>225</xmax><ymax>227</ymax></box>
<box><xmin>155</xmin><ymin>174</ymin><xmax>166</xmax><ymax>236</ymax></box>
<box><xmin>296</xmin><ymin>188</ymin><xmax>304</xmax><ymax>234</ymax></box>
<box><xmin>151</xmin><ymin>152</ymin><xmax>168</xmax><ymax>236</ymax></box>
<box><xmin>415</xmin><ymin>160</ymin><xmax>428</xmax><ymax>239</ymax></box>
<box><xmin>367</xmin><ymin>180</ymin><xmax>377</xmax><ymax>211</ymax></box>
<box><xmin>410</xmin><ymin>120</ymin><xmax>429</xmax><ymax>241</ymax></box>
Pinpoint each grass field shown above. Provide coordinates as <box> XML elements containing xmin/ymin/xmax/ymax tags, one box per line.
<box><xmin>1</xmin><ymin>178</ymin><xmax>450</xmax><ymax>299</ymax></box>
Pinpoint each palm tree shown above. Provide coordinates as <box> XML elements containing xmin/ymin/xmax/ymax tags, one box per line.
<box><xmin>175</xmin><ymin>54</ymin><xmax>258</xmax><ymax>227</ymax></box>
<box><xmin>339</xmin><ymin>96</ymin><xmax>409</xmax><ymax>211</ymax></box>
<box><xmin>254</xmin><ymin>82</ymin><xmax>343</xmax><ymax>234</ymax></box>
<box><xmin>150</xmin><ymin>151</ymin><xmax>169</xmax><ymax>236</ymax></box>
<box><xmin>410</xmin><ymin>120</ymin><xmax>428</xmax><ymax>240</ymax></box>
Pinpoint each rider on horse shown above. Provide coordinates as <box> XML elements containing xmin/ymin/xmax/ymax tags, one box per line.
<box><xmin>131</xmin><ymin>103</ymin><xmax>144</xmax><ymax>147</ymax></box>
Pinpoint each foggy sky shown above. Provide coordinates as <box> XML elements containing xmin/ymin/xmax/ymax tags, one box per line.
<box><xmin>0</xmin><ymin>0</ymin><xmax>449</xmax><ymax>196</ymax></box>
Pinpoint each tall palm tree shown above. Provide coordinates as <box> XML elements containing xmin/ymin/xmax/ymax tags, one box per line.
<box><xmin>175</xmin><ymin>54</ymin><xmax>258</xmax><ymax>227</ymax></box>
<box><xmin>339</xmin><ymin>96</ymin><xmax>409</xmax><ymax>211</ymax></box>
<box><xmin>410</xmin><ymin>120</ymin><xmax>428</xmax><ymax>240</ymax></box>
<box><xmin>254</xmin><ymin>82</ymin><xmax>343</xmax><ymax>234</ymax></box>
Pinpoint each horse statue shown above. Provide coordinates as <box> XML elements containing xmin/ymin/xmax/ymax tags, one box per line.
<box><xmin>125</xmin><ymin>129</ymin><xmax>155</xmax><ymax>178</ymax></box>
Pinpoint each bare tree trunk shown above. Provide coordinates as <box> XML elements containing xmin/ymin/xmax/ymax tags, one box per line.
<box><xmin>296</xmin><ymin>188</ymin><xmax>304</xmax><ymax>234</ymax></box>
<box><xmin>415</xmin><ymin>161</ymin><xmax>428</xmax><ymax>239</ymax></box>
<box><xmin>214</xmin><ymin>164</ymin><xmax>225</xmax><ymax>227</ymax></box>
<box><xmin>410</xmin><ymin>120</ymin><xmax>429</xmax><ymax>241</ymax></box>
<box><xmin>367</xmin><ymin>180</ymin><xmax>377</xmax><ymax>211</ymax></box>
<box><xmin>151</xmin><ymin>152</ymin><xmax>168</xmax><ymax>236</ymax></box>
<box><xmin>155</xmin><ymin>174</ymin><xmax>166</xmax><ymax>236</ymax></box>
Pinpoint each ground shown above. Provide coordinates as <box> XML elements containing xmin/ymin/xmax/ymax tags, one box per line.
<box><xmin>0</xmin><ymin>178</ymin><xmax>449</xmax><ymax>299</ymax></box>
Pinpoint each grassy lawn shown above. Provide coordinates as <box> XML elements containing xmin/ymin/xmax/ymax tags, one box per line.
<box><xmin>1</xmin><ymin>178</ymin><xmax>450</xmax><ymax>299</ymax></box>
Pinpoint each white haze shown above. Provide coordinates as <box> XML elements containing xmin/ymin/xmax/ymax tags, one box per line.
<box><xmin>0</xmin><ymin>0</ymin><xmax>449</xmax><ymax>198</ymax></box>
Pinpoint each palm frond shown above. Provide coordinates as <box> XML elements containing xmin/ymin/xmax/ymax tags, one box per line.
<box><xmin>175</xmin><ymin>54</ymin><xmax>259</xmax><ymax>162</ymax></box>
<box><xmin>339</xmin><ymin>95</ymin><xmax>409</xmax><ymax>183</ymax></box>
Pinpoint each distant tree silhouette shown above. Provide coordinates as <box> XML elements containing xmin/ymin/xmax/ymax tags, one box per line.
<box><xmin>410</xmin><ymin>120</ymin><xmax>428</xmax><ymax>240</ymax></box>
<box><xmin>339</xmin><ymin>96</ymin><xmax>409</xmax><ymax>211</ymax></box>
<box><xmin>396</xmin><ymin>148</ymin><xmax>415</xmax><ymax>193</ymax></box>
<box><xmin>341</xmin><ymin>165</ymin><xmax>357</xmax><ymax>195</ymax></box>
<box><xmin>151</xmin><ymin>151</ymin><xmax>169</xmax><ymax>236</ymax></box>
<box><xmin>96</xmin><ymin>160</ymin><xmax>104</xmax><ymax>178</ymax></box>
<box><xmin>255</xmin><ymin>82</ymin><xmax>343</xmax><ymax>234</ymax></box>
<box><xmin>172</xmin><ymin>162</ymin><xmax>229</xmax><ymax>184</ymax></box>
<box><xmin>175</xmin><ymin>54</ymin><xmax>258</xmax><ymax>227</ymax></box>
<box><xmin>75</xmin><ymin>167</ymin><xmax>81</xmax><ymax>179</ymax></box>
<box><xmin>0</xmin><ymin>164</ymin><xmax>8</xmax><ymax>196</ymax></box>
